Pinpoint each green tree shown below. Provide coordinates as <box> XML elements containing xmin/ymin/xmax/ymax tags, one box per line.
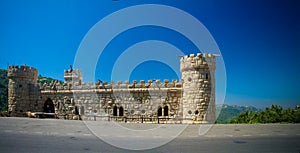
<box><xmin>230</xmin><ymin>104</ymin><xmax>300</xmax><ymax>124</ymax></box>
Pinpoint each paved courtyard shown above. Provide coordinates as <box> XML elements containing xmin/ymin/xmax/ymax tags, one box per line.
<box><xmin>0</xmin><ymin>117</ymin><xmax>299</xmax><ymax>152</ymax></box>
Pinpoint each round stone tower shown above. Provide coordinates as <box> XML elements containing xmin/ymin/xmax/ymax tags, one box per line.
<box><xmin>7</xmin><ymin>65</ymin><xmax>39</xmax><ymax>116</ymax></box>
<box><xmin>180</xmin><ymin>53</ymin><xmax>216</xmax><ymax>123</ymax></box>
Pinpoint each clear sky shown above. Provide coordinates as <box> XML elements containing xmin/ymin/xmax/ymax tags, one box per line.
<box><xmin>0</xmin><ymin>0</ymin><xmax>299</xmax><ymax>108</ymax></box>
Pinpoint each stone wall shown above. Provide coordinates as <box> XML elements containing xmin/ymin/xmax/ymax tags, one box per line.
<box><xmin>40</xmin><ymin>79</ymin><xmax>182</xmax><ymax>123</ymax></box>
<box><xmin>7</xmin><ymin>53</ymin><xmax>217</xmax><ymax>124</ymax></box>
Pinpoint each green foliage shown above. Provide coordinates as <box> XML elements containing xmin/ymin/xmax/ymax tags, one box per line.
<box><xmin>0</xmin><ymin>69</ymin><xmax>8</xmax><ymax>112</ymax></box>
<box><xmin>37</xmin><ymin>75</ymin><xmax>62</xmax><ymax>84</ymax></box>
<box><xmin>216</xmin><ymin>104</ymin><xmax>261</xmax><ymax>124</ymax></box>
<box><xmin>230</xmin><ymin>104</ymin><xmax>300</xmax><ymax>124</ymax></box>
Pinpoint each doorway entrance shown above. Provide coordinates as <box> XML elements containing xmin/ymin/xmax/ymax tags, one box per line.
<box><xmin>44</xmin><ymin>98</ymin><xmax>55</xmax><ymax>113</ymax></box>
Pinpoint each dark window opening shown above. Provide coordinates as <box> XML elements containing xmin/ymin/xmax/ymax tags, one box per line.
<box><xmin>158</xmin><ymin>106</ymin><xmax>162</xmax><ymax>116</ymax></box>
<box><xmin>205</xmin><ymin>73</ymin><xmax>209</xmax><ymax>79</ymax></box>
<box><xmin>188</xmin><ymin>110</ymin><xmax>192</xmax><ymax>114</ymax></box>
<box><xmin>119</xmin><ymin>106</ymin><xmax>124</xmax><ymax>116</ymax></box>
<box><xmin>195</xmin><ymin>110</ymin><xmax>199</xmax><ymax>115</ymax></box>
<box><xmin>19</xmin><ymin>84</ymin><xmax>22</xmax><ymax>88</ymax></box>
<box><xmin>164</xmin><ymin>106</ymin><xmax>169</xmax><ymax>116</ymax></box>
<box><xmin>113</xmin><ymin>106</ymin><xmax>118</xmax><ymax>116</ymax></box>
<box><xmin>130</xmin><ymin>110</ymin><xmax>135</xmax><ymax>114</ymax></box>
<box><xmin>74</xmin><ymin>106</ymin><xmax>79</xmax><ymax>115</ymax></box>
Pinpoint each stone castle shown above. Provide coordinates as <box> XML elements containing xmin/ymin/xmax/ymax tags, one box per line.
<box><xmin>7</xmin><ymin>53</ymin><xmax>216</xmax><ymax>124</ymax></box>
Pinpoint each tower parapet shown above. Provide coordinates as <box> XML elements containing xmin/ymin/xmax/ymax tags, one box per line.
<box><xmin>64</xmin><ymin>69</ymin><xmax>82</xmax><ymax>84</ymax></box>
<box><xmin>180</xmin><ymin>53</ymin><xmax>216</xmax><ymax>123</ymax></box>
<box><xmin>7</xmin><ymin>65</ymin><xmax>38</xmax><ymax>83</ymax></box>
<box><xmin>180</xmin><ymin>53</ymin><xmax>216</xmax><ymax>72</ymax></box>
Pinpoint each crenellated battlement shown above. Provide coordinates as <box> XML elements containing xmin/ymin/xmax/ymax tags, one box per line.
<box><xmin>64</xmin><ymin>69</ymin><xmax>82</xmax><ymax>83</ymax></box>
<box><xmin>180</xmin><ymin>53</ymin><xmax>216</xmax><ymax>72</ymax></box>
<box><xmin>7</xmin><ymin>65</ymin><xmax>38</xmax><ymax>81</ymax></box>
<box><xmin>40</xmin><ymin>79</ymin><xmax>182</xmax><ymax>91</ymax></box>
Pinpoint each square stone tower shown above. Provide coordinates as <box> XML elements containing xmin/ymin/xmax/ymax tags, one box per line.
<box><xmin>64</xmin><ymin>69</ymin><xmax>82</xmax><ymax>84</ymax></box>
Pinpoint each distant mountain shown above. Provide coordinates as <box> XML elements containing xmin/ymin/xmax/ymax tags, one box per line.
<box><xmin>216</xmin><ymin>104</ymin><xmax>261</xmax><ymax>124</ymax></box>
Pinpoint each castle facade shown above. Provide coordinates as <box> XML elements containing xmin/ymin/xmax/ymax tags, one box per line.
<box><xmin>7</xmin><ymin>53</ymin><xmax>216</xmax><ymax>124</ymax></box>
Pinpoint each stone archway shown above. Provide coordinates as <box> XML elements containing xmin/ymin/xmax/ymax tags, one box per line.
<box><xmin>44</xmin><ymin>98</ymin><xmax>55</xmax><ymax>113</ymax></box>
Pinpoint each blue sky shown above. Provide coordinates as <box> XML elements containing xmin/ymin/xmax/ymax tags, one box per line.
<box><xmin>0</xmin><ymin>0</ymin><xmax>299</xmax><ymax>108</ymax></box>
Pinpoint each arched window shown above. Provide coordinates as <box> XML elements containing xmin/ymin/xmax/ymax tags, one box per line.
<box><xmin>119</xmin><ymin>106</ymin><xmax>124</xmax><ymax>116</ymax></box>
<box><xmin>164</xmin><ymin>106</ymin><xmax>169</xmax><ymax>116</ymax></box>
<box><xmin>157</xmin><ymin>106</ymin><xmax>162</xmax><ymax>116</ymax></box>
<box><xmin>113</xmin><ymin>106</ymin><xmax>118</xmax><ymax>116</ymax></box>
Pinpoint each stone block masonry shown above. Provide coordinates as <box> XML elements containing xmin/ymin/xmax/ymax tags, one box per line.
<box><xmin>7</xmin><ymin>53</ymin><xmax>217</xmax><ymax>124</ymax></box>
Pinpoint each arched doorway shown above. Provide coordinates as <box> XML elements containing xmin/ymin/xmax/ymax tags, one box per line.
<box><xmin>119</xmin><ymin>106</ymin><xmax>124</xmax><ymax>116</ymax></box>
<box><xmin>113</xmin><ymin>106</ymin><xmax>118</xmax><ymax>116</ymax></box>
<box><xmin>158</xmin><ymin>106</ymin><xmax>162</xmax><ymax>116</ymax></box>
<box><xmin>164</xmin><ymin>106</ymin><xmax>169</xmax><ymax>116</ymax></box>
<box><xmin>44</xmin><ymin>98</ymin><xmax>55</xmax><ymax>113</ymax></box>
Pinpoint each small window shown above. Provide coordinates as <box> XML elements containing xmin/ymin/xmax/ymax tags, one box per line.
<box><xmin>137</xmin><ymin>97</ymin><xmax>142</xmax><ymax>103</ymax></box>
<box><xmin>158</xmin><ymin>107</ymin><xmax>162</xmax><ymax>116</ymax></box>
<box><xmin>130</xmin><ymin>110</ymin><xmax>135</xmax><ymax>114</ymax></box>
<box><xmin>119</xmin><ymin>107</ymin><xmax>124</xmax><ymax>116</ymax></box>
<box><xmin>74</xmin><ymin>106</ymin><xmax>79</xmax><ymax>115</ymax></box>
<box><xmin>164</xmin><ymin>106</ymin><xmax>169</xmax><ymax>116</ymax></box>
<box><xmin>195</xmin><ymin>110</ymin><xmax>199</xmax><ymax>115</ymax></box>
<box><xmin>19</xmin><ymin>84</ymin><xmax>22</xmax><ymax>88</ymax></box>
<box><xmin>113</xmin><ymin>106</ymin><xmax>117</xmax><ymax>116</ymax></box>
<box><xmin>205</xmin><ymin>73</ymin><xmax>209</xmax><ymax>79</ymax></box>
<box><xmin>188</xmin><ymin>110</ymin><xmax>192</xmax><ymax>114</ymax></box>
